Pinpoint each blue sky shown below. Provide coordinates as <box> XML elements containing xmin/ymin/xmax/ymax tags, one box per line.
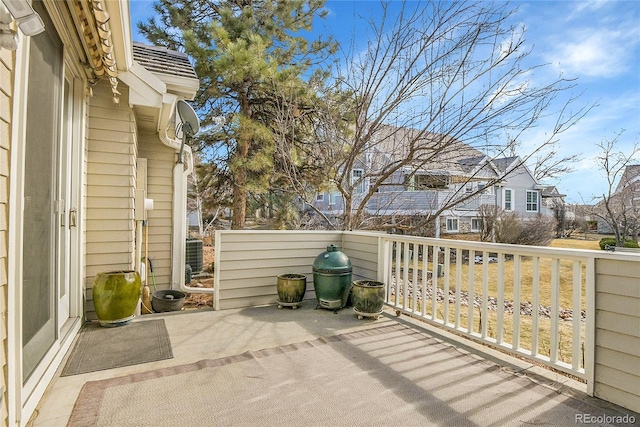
<box><xmin>129</xmin><ymin>0</ymin><xmax>640</xmax><ymax>204</ymax></box>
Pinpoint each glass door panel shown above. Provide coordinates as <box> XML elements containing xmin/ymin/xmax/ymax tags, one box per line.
<box><xmin>22</xmin><ymin>1</ymin><xmax>63</xmax><ymax>383</ymax></box>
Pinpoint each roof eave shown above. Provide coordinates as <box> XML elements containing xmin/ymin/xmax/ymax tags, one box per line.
<box><xmin>104</xmin><ymin>0</ymin><xmax>133</xmax><ymax>72</ymax></box>
<box><xmin>156</xmin><ymin>74</ymin><xmax>200</xmax><ymax>101</ymax></box>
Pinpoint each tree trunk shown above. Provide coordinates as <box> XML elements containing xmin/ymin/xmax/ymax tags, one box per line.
<box><xmin>231</xmin><ymin>93</ymin><xmax>251</xmax><ymax>230</ymax></box>
<box><xmin>231</xmin><ymin>138</ymin><xmax>248</xmax><ymax>230</ymax></box>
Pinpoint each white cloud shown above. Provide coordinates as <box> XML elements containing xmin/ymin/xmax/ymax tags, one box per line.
<box><xmin>549</xmin><ymin>29</ymin><xmax>632</xmax><ymax>78</ymax></box>
<box><xmin>568</xmin><ymin>0</ymin><xmax>608</xmax><ymax>19</ymax></box>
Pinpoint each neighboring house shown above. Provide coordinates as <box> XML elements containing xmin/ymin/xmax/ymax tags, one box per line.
<box><xmin>312</xmin><ymin>126</ymin><xmax>564</xmax><ymax>234</ymax></box>
<box><xmin>595</xmin><ymin>164</ymin><xmax>640</xmax><ymax>235</ymax></box>
<box><xmin>0</xmin><ymin>1</ymin><xmax>198</xmax><ymax>425</ymax></box>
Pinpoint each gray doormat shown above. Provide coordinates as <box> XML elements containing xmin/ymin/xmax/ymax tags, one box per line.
<box><xmin>61</xmin><ymin>319</ymin><xmax>173</xmax><ymax>376</ymax></box>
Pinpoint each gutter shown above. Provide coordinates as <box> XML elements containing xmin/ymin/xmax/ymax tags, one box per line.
<box><xmin>158</xmin><ymin>105</ymin><xmax>215</xmax><ymax>295</ymax></box>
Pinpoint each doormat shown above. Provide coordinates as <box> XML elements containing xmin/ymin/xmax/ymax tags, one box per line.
<box><xmin>61</xmin><ymin>319</ymin><xmax>173</xmax><ymax>376</ymax></box>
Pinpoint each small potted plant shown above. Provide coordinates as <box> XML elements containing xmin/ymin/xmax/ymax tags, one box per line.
<box><xmin>351</xmin><ymin>279</ymin><xmax>385</xmax><ymax>319</ymax></box>
<box><xmin>276</xmin><ymin>274</ymin><xmax>307</xmax><ymax>309</ymax></box>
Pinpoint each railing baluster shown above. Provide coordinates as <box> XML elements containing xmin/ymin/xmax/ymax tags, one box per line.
<box><xmin>443</xmin><ymin>246</ymin><xmax>450</xmax><ymax>325</ymax></box>
<box><xmin>531</xmin><ymin>257</ymin><xmax>540</xmax><ymax>357</ymax></box>
<box><xmin>550</xmin><ymin>258</ymin><xmax>560</xmax><ymax>363</ymax></box>
<box><xmin>403</xmin><ymin>242</ymin><xmax>410</xmax><ymax>310</ymax></box>
<box><xmin>411</xmin><ymin>243</ymin><xmax>424</xmax><ymax>313</ymax></box>
<box><xmin>513</xmin><ymin>255</ymin><xmax>521</xmax><ymax>350</ymax></box>
<box><xmin>383</xmin><ymin>240</ymin><xmax>392</xmax><ymax>304</ymax></box>
<box><xmin>497</xmin><ymin>253</ymin><xmax>504</xmax><ymax>344</ymax></box>
<box><xmin>481</xmin><ymin>250</ymin><xmax>489</xmax><ymax>338</ymax></box>
<box><xmin>455</xmin><ymin>248</ymin><xmax>462</xmax><ymax>329</ymax></box>
<box><xmin>421</xmin><ymin>244</ymin><xmax>427</xmax><ymax>317</ymax></box>
<box><xmin>572</xmin><ymin>260</ymin><xmax>582</xmax><ymax>371</ymax></box>
<box><xmin>431</xmin><ymin>244</ymin><xmax>438</xmax><ymax>321</ymax></box>
<box><xmin>468</xmin><ymin>250</ymin><xmax>475</xmax><ymax>334</ymax></box>
<box><xmin>394</xmin><ymin>240</ymin><xmax>401</xmax><ymax>309</ymax></box>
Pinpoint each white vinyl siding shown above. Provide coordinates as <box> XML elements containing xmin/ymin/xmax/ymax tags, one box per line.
<box><xmin>138</xmin><ymin>134</ymin><xmax>175</xmax><ymax>290</ymax></box>
<box><xmin>214</xmin><ymin>231</ymin><xmax>380</xmax><ymax>310</ymax></box>
<box><xmin>215</xmin><ymin>231</ymin><xmax>343</xmax><ymax>309</ymax></box>
<box><xmin>85</xmin><ymin>81</ymin><xmax>137</xmax><ymax>319</ymax></box>
<box><xmin>594</xmin><ymin>258</ymin><xmax>640</xmax><ymax>412</ymax></box>
<box><xmin>503</xmin><ymin>188</ymin><xmax>513</xmax><ymax>211</ymax></box>
<box><xmin>526</xmin><ymin>190</ymin><xmax>539</xmax><ymax>212</ymax></box>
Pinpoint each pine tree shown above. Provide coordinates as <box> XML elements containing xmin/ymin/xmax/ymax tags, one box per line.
<box><xmin>139</xmin><ymin>0</ymin><xmax>336</xmax><ymax>229</ymax></box>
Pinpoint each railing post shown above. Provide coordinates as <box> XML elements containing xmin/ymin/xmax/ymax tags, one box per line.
<box><xmin>213</xmin><ymin>230</ymin><xmax>222</xmax><ymax>310</ymax></box>
<box><xmin>585</xmin><ymin>256</ymin><xmax>596</xmax><ymax>396</ymax></box>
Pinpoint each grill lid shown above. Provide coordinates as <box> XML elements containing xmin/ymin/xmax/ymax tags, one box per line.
<box><xmin>312</xmin><ymin>245</ymin><xmax>352</xmax><ymax>273</ymax></box>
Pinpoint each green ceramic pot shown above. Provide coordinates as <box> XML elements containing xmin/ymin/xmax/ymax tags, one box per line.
<box><xmin>277</xmin><ymin>274</ymin><xmax>307</xmax><ymax>304</ymax></box>
<box><xmin>93</xmin><ymin>270</ymin><xmax>141</xmax><ymax>327</ymax></box>
<box><xmin>351</xmin><ymin>280</ymin><xmax>385</xmax><ymax>315</ymax></box>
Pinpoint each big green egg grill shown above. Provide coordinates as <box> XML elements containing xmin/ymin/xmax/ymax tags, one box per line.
<box><xmin>312</xmin><ymin>245</ymin><xmax>352</xmax><ymax>312</ymax></box>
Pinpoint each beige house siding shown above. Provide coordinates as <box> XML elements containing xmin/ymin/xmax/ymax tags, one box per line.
<box><xmin>84</xmin><ymin>81</ymin><xmax>138</xmax><ymax>319</ymax></box>
<box><xmin>0</xmin><ymin>46</ymin><xmax>13</xmax><ymax>426</ymax></box>
<box><xmin>594</xmin><ymin>257</ymin><xmax>640</xmax><ymax>413</ymax></box>
<box><xmin>138</xmin><ymin>134</ymin><xmax>175</xmax><ymax>290</ymax></box>
<box><xmin>215</xmin><ymin>231</ymin><xmax>343</xmax><ymax>310</ymax></box>
<box><xmin>342</xmin><ymin>232</ymin><xmax>381</xmax><ymax>282</ymax></box>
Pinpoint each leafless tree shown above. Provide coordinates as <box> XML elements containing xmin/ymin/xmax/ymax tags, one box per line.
<box><xmin>299</xmin><ymin>1</ymin><xmax>591</xmax><ymax>231</ymax></box>
<box><xmin>590</xmin><ymin>134</ymin><xmax>640</xmax><ymax>245</ymax></box>
<box><xmin>478</xmin><ymin>204</ymin><xmax>499</xmax><ymax>242</ymax></box>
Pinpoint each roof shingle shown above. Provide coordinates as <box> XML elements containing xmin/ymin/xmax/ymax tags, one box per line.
<box><xmin>132</xmin><ymin>42</ymin><xmax>198</xmax><ymax>80</ymax></box>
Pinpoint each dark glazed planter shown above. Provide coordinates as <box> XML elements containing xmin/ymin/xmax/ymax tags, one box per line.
<box><xmin>351</xmin><ymin>280</ymin><xmax>385</xmax><ymax>319</ymax></box>
<box><xmin>277</xmin><ymin>274</ymin><xmax>307</xmax><ymax>309</ymax></box>
<box><xmin>152</xmin><ymin>290</ymin><xmax>186</xmax><ymax>312</ymax></box>
<box><xmin>93</xmin><ymin>270</ymin><xmax>142</xmax><ymax>327</ymax></box>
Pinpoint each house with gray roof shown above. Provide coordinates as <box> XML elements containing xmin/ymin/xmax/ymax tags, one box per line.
<box><xmin>312</xmin><ymin>125</ymin><xmax>564</xmax><ymax>234</ymax></box>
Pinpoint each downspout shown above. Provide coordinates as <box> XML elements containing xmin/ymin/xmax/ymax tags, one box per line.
<box><xmin>159</xmin><ymin>121</ymin><xmax>215</xmax><ymax>295</ymax></box>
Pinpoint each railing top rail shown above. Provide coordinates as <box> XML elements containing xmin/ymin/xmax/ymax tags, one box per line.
<box><xmin>379</xmin><ymin>235</ymin><xmax>600</xmax><ymax>260</ymax></box>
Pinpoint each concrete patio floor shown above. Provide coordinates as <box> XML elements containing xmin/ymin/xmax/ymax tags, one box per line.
<box><xmin>29</xmin><ymin>303</ymin><xmax>636</xmax><ymax>426</ymax></box>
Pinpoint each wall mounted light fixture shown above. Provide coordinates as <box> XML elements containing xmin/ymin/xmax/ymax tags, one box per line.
<box><xmin>1</xmin><ymin>0</ymin><xmax>45</xmax><ymax>41</ymax></box>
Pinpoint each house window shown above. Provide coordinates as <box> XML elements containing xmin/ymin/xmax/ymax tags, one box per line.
<box><xmin>526</xmin><ymin>190</ymin><xmax>539</xmax><ymax>212</ymax></box>
<box><xmin>316</xmin><ymin>193</ymin><xmax>324</xmax><ymax>202</ymax></box>
<box><xmin>446</xmin><ymin>218</ymin><xmax>459</xmax><ymax>232</ymax></box>
<box><xmin>465</xmin><ymin>184</ymin><xmax>473</xmax><ymax>193</ymax></box>
<box><xmin>471</xmin><ymin>218</ymin><xmax>482</xmax><ymax>232</ymax></box>
<box><xmin>503</xmin><ymin>188</ymin><xmax>513</xmax><ymax>211</ymax></box>
<box><xmin>352</xmin><ymin>169</ymin><xmax>364</xmax><ymax>194</ymax></box>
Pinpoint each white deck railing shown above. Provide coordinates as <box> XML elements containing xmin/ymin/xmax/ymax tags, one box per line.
<box><xmin>379</xmin><ymin>235</ymin><xmax>595</xmax><ymax>381</ymax></box>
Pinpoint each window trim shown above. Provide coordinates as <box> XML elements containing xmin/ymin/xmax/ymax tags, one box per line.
<box><xmin>471</xmin><ymin>218</ymin><xmax>482</xmax><ymax>232</ymax></box>
<box><xmin>446</xmin><ymin>218</ymin><xmax>459</xmax><ymax>233</ymax></box>
<box><xmin>526</xmin><ymin>189</ymin><xmax>539</xmax><ymax>212</ymax></box>
<box><xmin>503</xmin><ymin>188</ymin><xmax>513</xmax><ymax>211</ymax></box>
<box><xmin>352</xmin><ymin>168</ymin><xmax>365</xmax><ymax>194</ymax></box>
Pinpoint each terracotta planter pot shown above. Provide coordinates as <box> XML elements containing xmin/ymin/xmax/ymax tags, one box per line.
<box><xmin>92</xmin><ymin>270</ymin><xmax>141</xmax><ymax>327</ymax></box>
<box><xmin>351</xmin><ymin>280</ymin><xmax>385</xmax><ymax>319</ymax></box>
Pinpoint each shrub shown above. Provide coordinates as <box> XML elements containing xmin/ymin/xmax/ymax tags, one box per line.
<box><xmin>494</xmin><ymin>213</ymin><xmax>555</xmax><ymax>246</ymax></box>
<box><xmin>599</xmin><ymin>237</ymin><xmax>617</xmax><ymax>250</ymax></box>
<box><xmin>599</xmin><ymin>237</ymin><xmax>639</xmax><ymax>249</ymax></box>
